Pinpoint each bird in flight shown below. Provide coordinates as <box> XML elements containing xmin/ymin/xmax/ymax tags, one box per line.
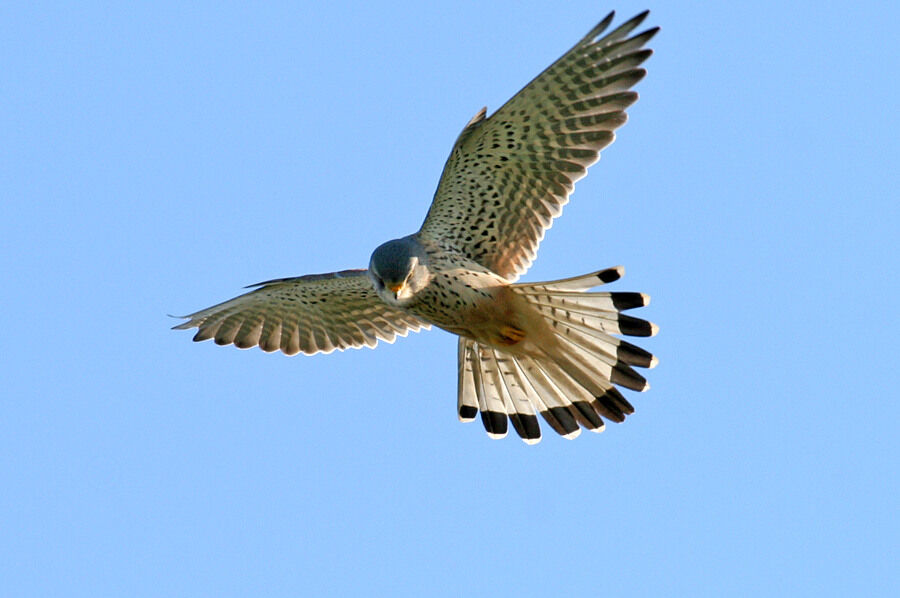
<box><xmin>175</xmin><ymin>10</ymin><xmax>659</xmax><ymax>444</ymax></box>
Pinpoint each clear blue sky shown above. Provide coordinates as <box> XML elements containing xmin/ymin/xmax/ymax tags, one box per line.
<box><xmin>3</xmin><ymin>1</ymin><xmax>898</xmax><ymax>596</ymax></box>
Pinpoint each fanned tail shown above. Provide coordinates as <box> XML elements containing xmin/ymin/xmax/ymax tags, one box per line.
<box><xmin>456</xmin><ymin>266</ymin><xmax>658</xmax><ymax>443</ymax></box>
<box><xmin>459</xmin><ymin>340</ymin><xmax>538</xmax><ymax>442</ymax></box>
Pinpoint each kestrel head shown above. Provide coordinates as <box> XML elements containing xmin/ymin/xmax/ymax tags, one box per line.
<box><xmin>368</xmin><ymin>236</ymin><xmax>431</xmax><ymax>306</ymax></box>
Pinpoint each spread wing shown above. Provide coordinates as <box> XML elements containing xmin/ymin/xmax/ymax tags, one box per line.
<box><xmin>173</xmin><ymin>269</ymin><xmax>429</xmax><ymax>355</ymax></box>
<box><xmin>418</xmin><ymin>11</ymin><xmax>657</xmax><ymax>281</ymax></box>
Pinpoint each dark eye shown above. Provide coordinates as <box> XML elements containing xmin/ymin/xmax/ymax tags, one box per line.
<box><xmin>368</xmin><ymin>269</ymin><xmax>385</xmax><ymax>291</ymax></box>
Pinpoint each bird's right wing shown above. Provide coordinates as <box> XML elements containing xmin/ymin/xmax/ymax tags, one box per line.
<box><xmin>173</xmin><ymin>269</ymin><xmax>429</xmax><ymax>355</ymax></box>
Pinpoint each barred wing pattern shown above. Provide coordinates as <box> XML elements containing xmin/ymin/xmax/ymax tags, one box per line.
<box><xmin>418</xmin><ymin>11</ymin><xmax>657</xmax><ymax>281</ymax></box>
<box><xmin>173</xmin><ymin>270</ymin><xmax>429</xmax><ymax>355</ymax></box>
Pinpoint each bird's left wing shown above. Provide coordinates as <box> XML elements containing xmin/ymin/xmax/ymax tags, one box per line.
<box><xmin>418</xmin><ymin>11</ymin><xmax>657</xmax><ymax>281</ymax></box>
<box><xmin>173</xmin><ymin>269</ymin><xmax>429</xmax><ymax>355</ymax></box>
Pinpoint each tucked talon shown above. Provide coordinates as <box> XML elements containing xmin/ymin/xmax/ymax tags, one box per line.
<box><xmin>498</xmin><ymin>326</ymin><xmax>526</xmax><ymax>345</ymax></box>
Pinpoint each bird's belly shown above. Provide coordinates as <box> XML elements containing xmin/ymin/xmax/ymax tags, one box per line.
<box><xmin>408</xmin><ymin>279</ymin><xmax>539</xmax><ymax>352</ymax></box>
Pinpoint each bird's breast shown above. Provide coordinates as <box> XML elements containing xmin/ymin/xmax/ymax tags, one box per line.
<box><xmin>407</xmin><ymin>272</ymin><xmax>537</xmax><ymax>351</ymax></box>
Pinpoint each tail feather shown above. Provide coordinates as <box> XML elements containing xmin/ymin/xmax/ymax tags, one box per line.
<box><xmin>515</xmin><ymin>356</ymin><xmax>583</xmax><ymax>438</ymax></box>
<box><xmin>615</xmin><ymin>338</ymin><xmax>658</xmax><ymax>369</ymax></box>
<box><xmin>544</xmin><ymin>305</ymin><xmax>658</xmax><ymax>369</ymax></box>
<box><xmin>458</xmin><ymin>339</ymin><xmax>548</xmax><ymax>443</ymax></box>
<box><xmin>523</xmin><ymin>294</ymin><xmax>657</xmax><ymax>337</ymax></box>
<box><xmin>457</xmin><ymin>338</ymin><xmax>479</xmax><ymax>421</ymax></box>
<box><xmin>515</xmin><ymin>288</ymin><xmax>649</xmax><ymax>311</ymax></box>
<box><xmin>468</xmin><ymin>343</ymin><xmax>509</xmax><ymax>439</ymax></box>
<box><xmin>529</xmin><ymin>357</ymin><xmax>606</xmax><ymax>432</ymax></box>
<box><xmin>489</xmin><ymin>352</ymin><xmax>541</xmax><ymax>443</ymax></box>
<box><xmin>520</xmin><ymin>266</ymin><xmax>624</xmax><ymax>291</ymax></box>
<box><xmin>455</xmin><ymin>267</ymin><xmax>657</xmax><ymax>442</ymax></box>
<box><xmin>549</xmin><ymin>323</ymin><xmax>649</xmax><ymax>392</ymax></box>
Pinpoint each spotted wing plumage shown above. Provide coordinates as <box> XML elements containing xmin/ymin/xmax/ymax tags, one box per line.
<box><xmin>173</xmin><ymin>269</ymin><xmax>429</xmax><ymax>355</ymax></box>
<box><xmin>418</xmin><ymin>11</ymin><xmax>658</xmax><ymax>281</ymax></box>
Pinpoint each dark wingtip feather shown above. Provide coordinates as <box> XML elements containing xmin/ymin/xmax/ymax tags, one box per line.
<box><xmin>587</xmin><ymin>11</ymin><xmax>616</xmax><ymax>40</ymax></box>
<box><xmin>606</xmin><ymin>27</ymin><xmax>660</xmax><ymax>57</ymax></box>
<box><xmin>626</xmin><ymin>9</ymin><xmax>651</xmax><ymax>30</ymax></box>
<box><xmin>642</xmin><ymin>26</ymin><xmax>661</xmax><ymax>42</ymax></box>
<box><xmin>599</xmin><ymin>10</ymin><xmax>651</xmax><ymax>45</ymax></box>
<box><xmin>627</xmin><ymin>68</ymin><xmax>648</xmax><ymax>86</ymax></box>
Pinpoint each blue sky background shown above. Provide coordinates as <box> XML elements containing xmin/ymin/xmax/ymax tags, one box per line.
<box><xmin>3</xmin><ymin>1</ymin><xmax>898</xmax><ymax>596</ymax></box>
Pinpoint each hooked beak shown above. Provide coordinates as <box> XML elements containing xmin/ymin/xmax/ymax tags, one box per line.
<box><xmin>388</xmin><ymin>282</ymin><xmax>404</xmax><ymax>296</ymax></box>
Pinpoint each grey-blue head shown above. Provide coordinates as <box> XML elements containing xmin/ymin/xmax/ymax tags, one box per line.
<box><xmin>368</xmin><ymin>236</ymin><xmax>431</xmax><ymax>306</ymax></box>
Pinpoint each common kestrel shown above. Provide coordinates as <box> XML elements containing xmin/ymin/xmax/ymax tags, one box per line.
<box><xmin>175</xmin><ymin>10</ymin><xmax>659</xmax><ymax>443</ymax></box>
